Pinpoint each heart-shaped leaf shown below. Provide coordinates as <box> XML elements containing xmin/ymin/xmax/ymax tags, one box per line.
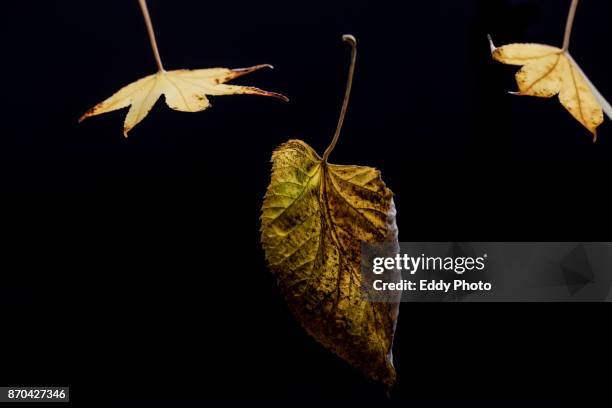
<box><xmin>260</xmin><ymin>36</ymin><xmax>400</xmax><ymax>387</ymax></box>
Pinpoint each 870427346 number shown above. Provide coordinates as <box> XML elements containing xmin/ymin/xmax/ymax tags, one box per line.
<box><xmin>1</xmin><ymin>387</ymin><xmax>69</xmax><ymax>402</ymax></box>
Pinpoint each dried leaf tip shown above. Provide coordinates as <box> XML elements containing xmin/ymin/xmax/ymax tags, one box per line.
<box><xmin>487</xmin><ymin>34</ymin><xmax>497</xmax><ymax>53</ymax></box>
<box><xmin>230</xmin><ymin>64</ymin><xmax>289</xmax><ymax>102</ymax></box>
<box><xmin>232</xmin><ymin>64</ymin><xmax>274</xmax><ymax>74</ymax></box>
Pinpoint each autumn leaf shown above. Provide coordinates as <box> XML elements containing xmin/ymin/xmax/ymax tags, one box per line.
<box><xmin>489</xmin><ymin>39</ymin><xmax>603</xmax><ymax>138</ymax></box>
<box><xmin>80</xmin><ymin>0</ymin><xmax>286</xmax><ymax>136</ymax></box>
<box><xmin>260</xmin><ymin>36</ymin><xmax>400</xmax><ymax>387</ymax></box>
<box><xmin>261</xmin><ymin>140</ymin><xmax>399</xmax><ymax>386</ymax></box>
<box><xmin>79</xmin><ymin>65</ymin><xmax>287</xmax><ymax>136</ymax></box>
<box><xmin>489</xmin><ymin>0</ymin><xmax>611</xmax><ymax>140</ymax></box>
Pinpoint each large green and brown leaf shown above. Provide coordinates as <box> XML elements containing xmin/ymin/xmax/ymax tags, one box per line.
<box><xmin>260</xmin><ymin>139</ymin><xmax>399</xmax><ymax>386</ymax></box>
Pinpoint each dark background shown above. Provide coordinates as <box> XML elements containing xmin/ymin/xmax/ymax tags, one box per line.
<box><xmin>1</xmin><ymin>0</ymin><xmax>611</xmax><ymax>405</ymax></box>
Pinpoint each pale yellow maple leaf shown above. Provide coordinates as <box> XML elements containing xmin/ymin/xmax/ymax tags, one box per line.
<box><xmin>489</xmin><ymin>38</ymin><xmax>605</xmax><ymax>139</ymax></box>
<box><xmin>79</xmin><ymin>64</ymin><xmax>287</xmax><ymax>137</ymax></box>
<box><xmin>487</xmin><ymin>0</ymin><xmax>612</xmax><ymax>141</ymax></box>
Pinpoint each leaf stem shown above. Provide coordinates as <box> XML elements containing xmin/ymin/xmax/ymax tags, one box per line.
<box><xmin>322</xmin><ymin>35</ymin><xmax>357</xmax><ymax>164</ymax></box>
<box><xmin>138</xmin><ymin>0</ymin><xmax>164</xmax><ymax>71</ymax></box>
<box><xmin>562</xmin><ymin>0</ymin><xmax>579</xmax><ymax>51</ymax></box>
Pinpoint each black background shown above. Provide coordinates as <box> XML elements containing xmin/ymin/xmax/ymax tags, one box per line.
<box><xmin>1</xmin><ymin>0</ymin><xmax>611</xmax><ymax>406</ymax></box>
